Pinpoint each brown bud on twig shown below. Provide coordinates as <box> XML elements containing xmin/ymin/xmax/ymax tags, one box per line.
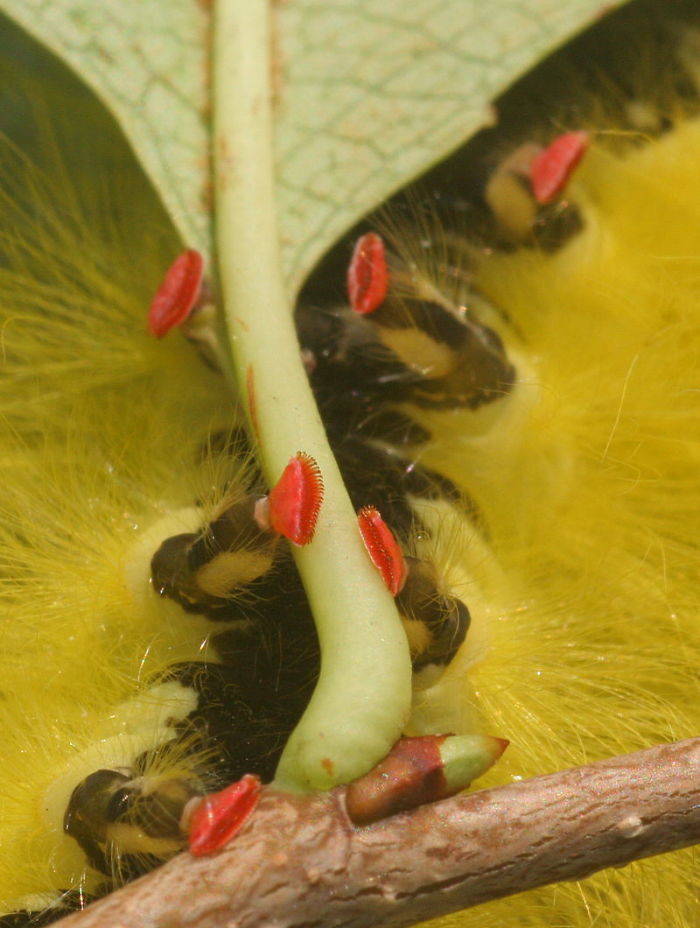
<box><xmin>346</xmin><ymin>733</ymin><xmax>507</xmax><ymax>825</ymax></box>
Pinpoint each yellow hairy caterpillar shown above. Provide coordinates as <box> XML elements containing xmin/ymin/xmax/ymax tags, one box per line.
<box><xmin>0</xmin><ymin>2</ymin><xmax>698</xmax><ymax>928</ymax></box>
<box><xmin>0</xmin><ymin>34</ymin><xmax>317</xmax><ymax>916</ymax></box>
<box><xmin>422</xmin><ymin>117</ymin><xmax>699</xmax><ymax>928</ymax></box>
<box><xmin>295</xmin><ymin>5</ymin><xmax>699</xmax><ymax>926</ymax></box>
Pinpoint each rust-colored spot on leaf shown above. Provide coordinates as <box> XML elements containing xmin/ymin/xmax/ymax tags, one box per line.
<box><xmin>347</xmin><ymin>232</ymin><xmax>389</xmax><ymax>315</ymax></box>
<box><xmin>188</xmin><ymin>774</ymin><xmax>261</xmax><ymax>857</ymax></box>
<box><xmin>357</xmin><ymin>506</ymin><xmax>407</xmax><ymax>596</ymax></box>
<box><xmin>148</xmin><ymin>249</ymin><xmax>204</xmax><ymax>338</ymax></box>
<box><xmin>268</xmin><ymin>452</ymin><xmax>324</xmax><ymax>546</ymax></box>
<box><xmin>246</xmin><ymin>365</ymin><xmax>260</xmax><ymax>440</ymax></box>
<box><xmin>321</xmin><ymin>757</ymin><xmax>334</xmax><ymax>777</ymax></box>
<box><xmin>530</xmin><ymin>131</ymin><xmax>590</xmax><ymax>205</ymax></box>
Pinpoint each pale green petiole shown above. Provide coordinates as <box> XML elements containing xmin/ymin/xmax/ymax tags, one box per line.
<box><xmin>213</xmin><ymin>0</ymin><xmax>412</xmax><ymax>791</ymax></box>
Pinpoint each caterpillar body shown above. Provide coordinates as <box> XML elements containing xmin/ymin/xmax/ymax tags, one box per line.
<box><xmin>295</xmin><ymin>5</ymin><xmax>700</xmax><ymax>926</ymax></box>
<box><xmin>0</xmin><ymin>1</ymin><xmax>698</xmax><ymax>927</ymax></box>
<box><xmin>0</xmin><ymin>74</ymin><xmax>470</xmax><ymax>922</ymax></box>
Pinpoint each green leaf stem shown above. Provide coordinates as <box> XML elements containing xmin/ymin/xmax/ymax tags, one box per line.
<box><xmin>213</xmin><ymin>0</ymin><xmax>411</xmax><ymax>791</ymax></box>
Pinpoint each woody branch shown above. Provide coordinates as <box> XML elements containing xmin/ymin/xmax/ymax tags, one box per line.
<box><xmin>56</xmin><ymin>737</ymin><xmax>700</xmax><ymax>928</ymax></box>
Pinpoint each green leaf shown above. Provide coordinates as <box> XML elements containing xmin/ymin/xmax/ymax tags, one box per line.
<box><xmin>0</xmin><ymin>0</ymin><xmax>625</xmax><ymax>294</ymax></box>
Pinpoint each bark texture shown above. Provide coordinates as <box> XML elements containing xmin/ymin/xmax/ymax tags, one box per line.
<box><xmin>57</xmin><ymin>737</ymin><xmax>700</xmax><ymax>928</ymax></box>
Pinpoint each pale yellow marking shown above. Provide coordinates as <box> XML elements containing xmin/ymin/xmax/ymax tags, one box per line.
<box><xmin>380</xmin><ymin>326</ymin><xmax>455</xmax><ymax>377</ymax></box>
<box><xmin>106</xmin><ymin>823</ymin><xmax>181</xmax><ymax>857</ymax></box>
<box><xmin>197</xmin><ymin>549</ymin><xmax>272</xmax><ymax>595</ymax></box>
<box><xmin>485</xmin><ymin>169</ymin><xmax>537</xmax><ymax>241</ymax></box>
<box><xmin>401</xmin><ymin>617</ymin><xmax>432</xmax><ymax>660</ymax></box>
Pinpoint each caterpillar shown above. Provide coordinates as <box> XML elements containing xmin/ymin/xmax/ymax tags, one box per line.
<box><xmin>0</xmin><ymin>26</ymin><xmax>472</xmax><ymax>921</ymax></box>
<box><xmin>294</xmin><ymin>3</ymin><xmax>700</xmax><ymax>926</ymax></box>
<box><xmin>0</xmin><ymin>39</ymin><xmax>300</xmax><ymax>916</ymax></box>
<box><xmin>0</xmin><ymin>0</ymin><xmax>698</xmax><ymax>927</ymax></box>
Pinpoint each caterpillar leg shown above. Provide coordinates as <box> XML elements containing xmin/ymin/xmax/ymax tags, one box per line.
<box><xmin>398</xmin><ymin>557</ymin><xmax>471</xmax><ymax>672</ymax></box>
<box><xmin>150</xmin><ymin>498</ymin><xmax>278</xmax><ymax>618</ymax></box>
<box><xmin>63</xmin><ymin>766</ymin><xmax>199</xmax><ymax>879</ymax></box>
<box><xmin>296</xmin><ymin>244</ymin><xmax>515</xmax><ymax>428</ymax></box>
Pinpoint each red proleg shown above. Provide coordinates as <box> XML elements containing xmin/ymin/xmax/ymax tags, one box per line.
<box><xmin>347</xmin><ymin>232</ymin><xmax>389</xmax><ymax>315</ymax></box>
<box><xmin>530</xmin><ymin>131</ymin><xmax>590</xmax><ymax>205</ymax></box>
<box><xmin>357</xmin><ymin>505</ymin><xmax>407</xmax><ymax>596</ymax></box>
<box><xmin>188</xmin><ymin>774</ymin><xmax>261</xmax><ymax>857</ymax></box>
<box><xmin>148</xmin><ymin>249</ymin><xmax>204</xmax><ymax>338</ymax></box>
<box><xmin>268</xmin><ymin>452</ymin><xmax>324</xmax><ymax>546</ymax></box>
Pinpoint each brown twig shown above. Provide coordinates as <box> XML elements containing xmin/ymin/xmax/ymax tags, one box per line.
<box><xmin>57</xmin><ymin>737</ymin><xmax>699</xmax><ymax>928</ymax></box>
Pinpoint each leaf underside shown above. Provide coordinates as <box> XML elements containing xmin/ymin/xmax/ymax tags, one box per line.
<box><xmin>0</xmin><ymin>0</ymin><xmax>625</xmax><ymax>295</ymax></box>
